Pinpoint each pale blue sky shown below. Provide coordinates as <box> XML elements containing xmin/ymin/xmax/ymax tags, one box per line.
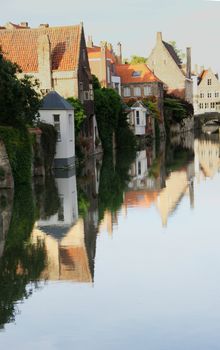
<box><xmin>2</xmin><ymin>0</ymin><xmax>220</xmax><ymax>73</ymax></box>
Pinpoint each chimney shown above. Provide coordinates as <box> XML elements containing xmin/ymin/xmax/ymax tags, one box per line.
<box><xmin>39</xmin><ymin>23</ymin><xmax>49</xmax><ymax>28</ymax></box>
<box><xmin>37</xmin><ymin>34</ymin><xmax>52</xmax><ymax>91</ymax></box>
<box><xmin>117</xmin><ymin>42</ymin><xmax>122</xmax><ymax>64</ymax></box>
<box><xmin>186</xmin><ymin>47</ymin><xmax>191</xmax><ymax>79</ymax></box>
<box><xmin>107</xmin><ymin>43</ymin><xmax>113</xmax><ymax>52</ymax></box>
<box><xmin>100</xmin><ymin>41</ymin><xmax>107</xmax><ymax>87</ymax></box>
<box><xmin>20</xmin><ymin>22</ymin><xmax>29</xmax><ymax>28</ymax></box>
<box><xmin>156</xmin><ymin>32</ymin><xmax>162</xmax><ymax>43</ymax></box>
<box><xmin>87</xmin><ymin>35</ymin><xmax>93</xmax><ymax>48</ymax></box>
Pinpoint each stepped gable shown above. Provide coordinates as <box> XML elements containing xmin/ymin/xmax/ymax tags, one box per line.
<box><xmin>115</xmin><ymin>63</ymin><xmax>161</xmax><ymax>84</ymax></box>
<box><xmin>0</xmin><ymin>24</ymin><xmax>81</xmax><ymax>72</ymax></box>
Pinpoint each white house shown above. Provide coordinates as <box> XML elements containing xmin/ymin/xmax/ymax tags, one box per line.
<box><xmin>127</xmin><ymin>101</ymin><xmax>150</xmax><ymax>136</ymax></box>
<box><xmin>39</xmin><ymin>91</ymin><xmax>75</xmax><ymax>168</ymax></box>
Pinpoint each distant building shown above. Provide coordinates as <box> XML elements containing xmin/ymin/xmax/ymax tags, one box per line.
<box><xmin>115</xmin><ymin>63</ymin><xmax>164</xmax><ymax>131</ymax></box>
<box><xmin>147</xmin><ymin>32</ymin><xmax>193</xmax><ymax>104</ymax></box>
<box><xmin>39</xmin><ymin>91</ymin><xmax>75</xmax><ymax>168</ymax></box>
<box><xmin>127</xmin><ymin>100</ymin><xmax>155</xmax><ymax>137</ymax></box>
<box><xmin>194</xmin><ymin>68</ymin><xmax>220</xmax><ymax>114</ymax></box>
<box><xmin>87</xmin><ymin>38</ymin><xmax>121</xmax><ymax>94</ymax></box>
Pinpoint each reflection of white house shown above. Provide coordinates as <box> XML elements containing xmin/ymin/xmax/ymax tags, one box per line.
<box><xmin>128</xmin><ymin>151</ymin><xmax>148</xmax><ymax>189</ymax></box>
<box><xmin>128</xmin><ymin>101</ymin><xmax>149</xmax><ymax>135</ymax></box>
<box><xmin>39</xmin><ymin>91</ymin><xmax>75</xmax><ymax>168</ymax></box>
<box><xmin>38</xmin><ymin>168</ymin><xmax>78</xmax><ymax>229</ymax></box>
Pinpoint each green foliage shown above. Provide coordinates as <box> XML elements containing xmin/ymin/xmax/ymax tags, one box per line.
<box><xmin>0</xmin><ymin>49</ymin><xmax>40</xmax><ymax>126</ymax></box>
<box><xmin>123</xmin><ymin>55</ymin><xmax>147</xmax><ymax>64</ymax></box>
<box><xmin>0</xmin><ymin>126</ymin><xmax>32</xmax><ymax>185</ymax></box>
<box><xmin>168</xmin><ymin>41</ymin><xmax>185</xmax><ymax>62</ymax></box>
<box><xmin>92</xmin><ymin>74</ymin><xmax>101</xmax><ymax>90</ymax></box>
<box><xmin>164</xmin><ymin>94</ymin><xmax>193</xmax><ymax>126</ymax></box>
<box><xmin>38</xmin><ymin>122</ymin><xmax>57</xmax><ymax>173</ymax></box>
<box><xmin>0</xmin><ymin>184</ymin><xmax>46</xmax><ymax>328</ymax></box>
<box><xmin>94</xmin><ymin>88</ymin><xmax>122</xmax><ymax>153</ymax></box>
<box><xmin>66</xmin><ymin>97</ymin><xmax>86</xmax><ymax>134</ymax></box>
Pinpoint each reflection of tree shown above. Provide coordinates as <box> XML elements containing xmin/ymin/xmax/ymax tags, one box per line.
<box><xmin>165</xmin><ymin>144</ymin><xmax>194</xmax><ymax>174</ymax></box>
<box><xmin>34</xmin><ymin>175</ymin><xmax>60</xmax><ymax>220</ymax></box>
<box><xmin>98</xmin><ymin>149</ymin><xmax>136</xmax><ymax>221</ymax></box>
<box><xmin>0</xmin><ymin>185</ymin><xmax>46</xmax><ymax>329</ymax></box>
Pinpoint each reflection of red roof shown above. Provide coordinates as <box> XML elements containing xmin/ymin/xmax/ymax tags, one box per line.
<box><xmin>0</xmin><ymin>25</ymin><xmax>82</xmax><ymax>72</ymax></box>
<box><xmin>87</xmin><ymin>46</ymin><xmax>116</xmax><ymax>63</ymax></box>
<box><xmin>124</xmin><ymin>190</ymin><xmax>158</xmax><ymax>208</ymax></box>
<box><xmin>115</xmin><ymin>63</ymin><xmax>160</xmax><ymax>84</ymax></box>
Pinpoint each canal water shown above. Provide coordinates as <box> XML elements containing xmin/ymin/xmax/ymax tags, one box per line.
<box><xmin>0</xmin><ymin>132</ymin><xmax>220</xmax><ymax>349</ymax></box>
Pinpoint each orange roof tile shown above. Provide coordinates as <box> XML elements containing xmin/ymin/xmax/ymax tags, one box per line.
<box><xmin>87</xmin><ymin>46</ymin><xmax>116</xmax><ymax>63</ymax></box>
<box><xmin>115</xmin><ymin>63</ymin><xmax>160</xmax><ymax>84</ymax></box>
<box><xmin>0</xmin><ymin>24</ymin><xmax>82</xmax><ymax>72</ymax></box>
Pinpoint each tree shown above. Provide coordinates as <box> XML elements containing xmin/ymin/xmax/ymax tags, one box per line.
<box><xmin>0</xmin><ymin>49</ymin><xmax>40</xmax><ymax>126</ymax></box>
<box><xmin>66</xmin><ymin>97</ymin><xmax>86</xmax><ymax>135</ymax></box>
<box><xmin>168</xmin><ymin>41</ymin><xmax>185</xmax><ymax>62</ymax></box>
<box><xmin>123</xmin><ymin>55</ymin><xmax>147</xmax><ymax>65</ymax></box>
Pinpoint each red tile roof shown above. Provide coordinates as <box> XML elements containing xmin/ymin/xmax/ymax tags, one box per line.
<box><xmin>0</xmin><ymin>24</ymin><xmax>82</xmax><ymax>72</ymax></box>
<box><xmin>87</xmin><ymin>46</ymin><xmax>116</xmax><ymax>63</ymax></box>
<box><xmin>115</xmin><ymin>63</ymin><xmax>161</xmax><ymax>84</ymax></box>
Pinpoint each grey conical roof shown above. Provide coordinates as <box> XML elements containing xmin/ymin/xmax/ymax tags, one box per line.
<box><xmin>39</xmin><ymin>91</ymin><xmax>74</xmax><ymax>111</ymax></box>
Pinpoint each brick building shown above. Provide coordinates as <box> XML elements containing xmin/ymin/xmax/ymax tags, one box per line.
<box><xmin>87</xmin><ymin>38</ymin><xmax>121</xmax><ymax>94</ymax></box>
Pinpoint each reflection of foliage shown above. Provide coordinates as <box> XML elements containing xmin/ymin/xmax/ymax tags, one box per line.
<box><xmin>98</xmin><ymin>148</ymin><xmax>136</xmax><ymax>221</ymax></box>
<box><xmin>0</xmin><ymin>184</ymin><xmax>46</xmax><ymax>328</ymax></box>
<box><xmin>148</xmin><ymin>157</ymin><xmax>162</xmax><ymax>179</ymax></box>
<box><xmin>165</xmin><ymin>145</ymin><xmax>194</xmax><ymax>173</ymax></box>
<box><xmin>78</xmin><ymin>187</ymin><xmax>90</xmax><ymax>218</ymax></box>
<box><xmin>168</xmin><ymin>41</ymin><xmax>185</xmax><ymax>62</ymax></box>
<box><xmin>34</xmin><ymin>176</ymin><xmax>60</xmax><ymax>220</ymax></box>
<box><xmin>0</xmin><ymin>126</ymin><xmax>32</xmax><ymax>185</ymax></box>
<box><xmin>38</xmin><ymin>122</ymin><xmax>57</xmax><ymax>173</ymax></box>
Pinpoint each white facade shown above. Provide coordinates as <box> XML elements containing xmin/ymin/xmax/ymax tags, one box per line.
<box><xmin>128</xmin><ymin>102</ymin><xmax>148</xmax><ymax>135</ymax></box>
<box><xmin>194</xmin><ymin>68</ymin><xmax>220</xmax><ymax>115</ymax></box>
<box><xmin>38</xmin><ymin>169</ymin><xmax>78</xmax><ymax>228</ymax></box>
<box><xmin>111</xmin><ymin>75</ymin><xmax>121</xmax><ymax>96</ymax></box>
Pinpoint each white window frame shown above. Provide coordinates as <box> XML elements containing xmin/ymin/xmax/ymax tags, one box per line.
<box><xmin>134</xmin><ymin>86</ymin><xmax>141</xmax><ymax>97</ymax></box>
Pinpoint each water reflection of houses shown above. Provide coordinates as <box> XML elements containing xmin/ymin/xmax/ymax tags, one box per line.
<box><xmin>124</xmin><ymin>145</ymin><xmax>195</xmax><ymax>226</ymax></box>
<box><xmin>32</xmin><ymin>167</ymin><xmax>95</xmax><ymax>283</ymax></box>
<box><xmin>194</xmin><ymin>135</ymin><xmax>220</xmax><ymax>180</ymax></box>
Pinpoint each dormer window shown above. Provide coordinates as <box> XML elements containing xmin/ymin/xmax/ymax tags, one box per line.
<box><xmin>132</xmin><ymin>71</ymin><xmax>141</xmax><ymax>77</ymax></box>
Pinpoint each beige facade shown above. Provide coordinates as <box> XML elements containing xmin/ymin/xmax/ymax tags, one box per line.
<box><xmin>195</xmin><ymin>68</ymin><xmax>220</xmax><ymax>114</ymax></box>
<box><xmin>147</xmin><ymin>32</ymin><xmax>193</xmax><ymax>104</ymax></box>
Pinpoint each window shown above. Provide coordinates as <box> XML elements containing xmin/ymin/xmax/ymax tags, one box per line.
<box><xmin>207</xmin><ymin>92</ymin><xmax>212</xmax><ymax>98</ymax></box>
<box><xmin>89</xmin><ymin>84</ymin><xmax>94</xmax><ymax>100</ymax></box>
<box><xmin>136</xmin><ymin>110</ymin><xmax>140</xmax><ymax>125</ymax></box>
<box><xmin>144</xmin><ymin>85</ymin><xmax>152</xmax><ymax>96</ymax></box>
<box><xmin>132</xmin><ymin>71</ymin><xmax>142</xmax><ymax>77</ymax></box>
<box><xmin>134</xmin><ymin>86</ymin><xmax>141</xmax><ymax>96</ymax></box>
<box><xmin>199</xmin><ymin>103</ymin><xmax>204</xmax><ymax>109</ymax></box>
<box><xmin>123</xmin><ymin>87</ymin><xmax>131</xmax><ymax>97</ymax></box>
<box><xmin>207</xmin><ymin>79</ymin><xmax>212</xmax><ymax>85</ymax></box>
<box><xmin>205</xmin><ymin>103</ymin><xmax>209</xmax><ymax>109</ymax></box>
<box><xmin>84</xmin><ymin>91</ymin><xmax>89</xmax><ymax>100</ymax></box>
<box><xmin>138</xmin><ymin>161</ymin><xmax>141</xmax><ymax>175</ymax></box>
<box><xmin>200</xmin><ymin>92</ymin><xmax>204</xmax><ymax>98</ymax></box>
<box><xmin>82</xmin><ymin>49</ymin><xmax>86</xmax><ymax>62</ymax></box>
<box><xmin>211</xmin><ymin>102</ymin><xmax>215</xmax><ymax>108</ymax></box>
<box><xmin>215</xmin><ymin>92</ymin><xmax>219</xmax><ymax>98</ymax></box>
<box><xmin>53</xmin><ymin>114</ymin><xmax>61</xmax><ymax>141</ymax></box>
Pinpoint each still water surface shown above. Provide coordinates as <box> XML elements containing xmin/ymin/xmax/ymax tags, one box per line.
<box><xmin>0</xmin><ymin>132</ymin><xmax>220</xmax><ymax>349</ymax></box>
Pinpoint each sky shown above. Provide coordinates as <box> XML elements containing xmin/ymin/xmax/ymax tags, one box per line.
<box><xmin>2</xmin><ymin>0</ymin><xmax>220</xmax><ymax>73</ymax></box>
